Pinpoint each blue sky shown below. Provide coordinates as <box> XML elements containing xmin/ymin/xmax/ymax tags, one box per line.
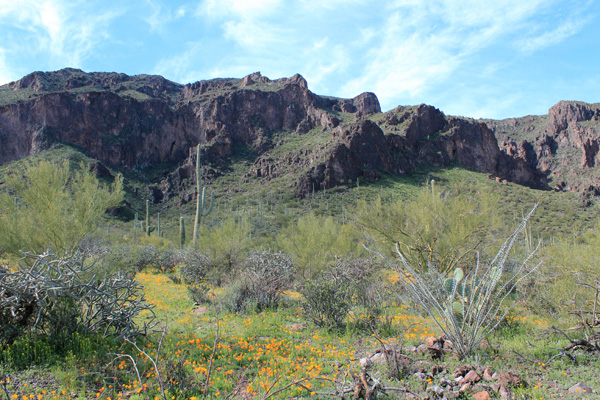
<box><xmin>0</xmin><ymin>0</ymin><xmax>598</xmax><ymax>119</ymax></box>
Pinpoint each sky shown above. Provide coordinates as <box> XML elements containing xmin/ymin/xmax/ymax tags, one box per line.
<box><xmin>0</xmin><ymin>0</ymin><xmax>598</xmax><ymax>119</ymax></box>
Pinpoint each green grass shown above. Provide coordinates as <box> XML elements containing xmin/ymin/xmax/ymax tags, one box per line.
<box><xmin>2</xmin><ymin>268</ymin><xmax>597</xmax><ymax>399</ymax></box>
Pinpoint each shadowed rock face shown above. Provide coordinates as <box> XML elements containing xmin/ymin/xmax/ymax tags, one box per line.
<box><xmin>0</xmin><ymin>68</ymin><xmax>561</xmax><ymax>200</ymax></box>
<box><xmin>484</xmin><ymin>101</ymin><xmax>600</xmax><ymax>194</ymax></box>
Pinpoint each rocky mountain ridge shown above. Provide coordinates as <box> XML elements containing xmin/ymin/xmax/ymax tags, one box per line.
<box><xmin>1</xmin><ymin>68</ymin><xmax>598</xmax><ymax>201</ymax></box>
<box><xmin>483</xmin><ymin>101</ymin><xmax>600</xmax><ymax>195</ymax></box>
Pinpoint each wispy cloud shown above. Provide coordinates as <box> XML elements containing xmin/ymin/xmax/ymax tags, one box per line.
<box><xmin>144</xmin><ymin>0</ymin><xmax>188</xmax><ymax>32</ymax></box>
<box><xmin>0</xmin><ymin>0</ymin><xmax>122</xmax><ymax>74</ymax></box>
<box><xmin>518</xmin><ymin>16</ymin><xmax>591</xmax><ymax>53</ymax></box>
<box><xmin>0</xmin><ymin>47</ymin><xmax>15</xmax><ymax>83</ymax></box>
<box><xmin>342</xmin><ymin>0</ymin><xmax>593</xmax><ymax>110</ymax></box>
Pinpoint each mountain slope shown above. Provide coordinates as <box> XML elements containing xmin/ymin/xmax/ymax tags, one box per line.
<box><xmin>1</xmin><ymin>68</ymin><xmax>598</xmax><ymax>203</ymax></box>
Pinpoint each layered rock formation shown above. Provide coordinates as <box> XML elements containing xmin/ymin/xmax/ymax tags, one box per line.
<box><xmin>483</xmin><ymin>101</ymin><xmax>600</xmax><ymax>193</ymax></box>
<box><xmin>5</xmin><ymin>68</ymin><xmax>597</xmax><ymax>201</ymax></box>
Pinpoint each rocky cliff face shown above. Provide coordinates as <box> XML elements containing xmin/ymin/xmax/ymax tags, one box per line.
<box><xmin>483</xmin><ymin>101</ymin><xmax>600</xmax><ymax>195</ymax></box>
<box><xmin>0</xmin><ymin>68</ymin><xmax>564</xmax><ymax>201</ymax></box>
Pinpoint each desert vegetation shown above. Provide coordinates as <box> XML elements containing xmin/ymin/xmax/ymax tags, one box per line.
<box><xmin>1</xmin><ymin>159</ymin><xmax>599</xmax><ymax>400</ymax></box>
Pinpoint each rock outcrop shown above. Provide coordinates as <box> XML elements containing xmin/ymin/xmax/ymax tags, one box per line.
<box><xmin>484</xmin><ymin>101</ymin><xmax>600</xmax><ymax>195</ymax></box>
<box><xmin>3</xmin><ymin>68</ymin><xmax>589</xmax><ymax>201</ymax></box>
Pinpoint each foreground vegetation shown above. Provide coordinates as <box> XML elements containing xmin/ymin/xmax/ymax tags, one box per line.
<box><xmin>1</xmin><ymin>158</ymin><xmax>600</xmax><ymax>399</ymax></box>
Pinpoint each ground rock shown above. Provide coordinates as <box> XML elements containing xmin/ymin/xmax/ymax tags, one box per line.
<box><xmin>459</xmin><ymin>370</ymin><xmax>481</xmax><ymax>385</ymax></box>
<box><xmin>498</xmin><ymin>371</ymin><xmax>524</xmax><ymax>388</ymax></box>
<box><xmin>568</xmin><ymin>382</ymin><xmax>594</xmax><ymax>395</ymax></box>
<box><xmin>473</xmin><ymin>392</ymin><xmax>491</xmax><ymax>400</ymax></box>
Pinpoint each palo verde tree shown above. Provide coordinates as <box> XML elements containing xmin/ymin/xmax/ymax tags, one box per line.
<box><xmin>0</xmin><ymin>160</ymin><xmax>124</xmax><ymax>256</ymax></box>
<box><xmin>355</xmin><ymin>180</ymin><xmax>501</xmax><ymax>275</ymax></box>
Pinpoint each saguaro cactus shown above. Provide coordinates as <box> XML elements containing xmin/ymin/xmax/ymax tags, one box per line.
<box><xmin>157</xmin><ymin>213</ymin><xmax>161</xmax><ymax>237</ymax></box>
<box><xmin>134</xmin><ymin>213</ymin><xmax>139</xmax><ymax>236</ymax></box>
<box><xmin>192</xmin><ymin>145</ymin><xmax>214</xmax><ymax>247</ymax></box>
<box><xmin>180</xmin><ymin>216</ymin><xmax>186</xmax><ymax>249</ymax></box>
<box><xmin>145</xmin><ymin>200</ymin><xmax>155</xmax><ymax>236</ymax></box>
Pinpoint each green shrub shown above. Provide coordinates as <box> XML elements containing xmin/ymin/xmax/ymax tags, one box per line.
<box><xmin>0</xmin><ymin>160</ymin><xmax>123</xmax><ymax>256</ymax></box>
<box><xmin>356</xmin><ymin>181</ymin><xmax>501</xmax><ymax>274</ymax></box>
<box><xmin>196</xmin><ymin>216</ymin><xmax>252</xmax><ymax>279</ymax></box>
<box><xmin>301</xmin><ymin>277</ymin><xmax>349</xmax><ymax>331</ymax></box>
<box><xmin>300</xmin><ymin>257</ymin><xmax>388</xmax><ymax>331</ymax></box>
<box><xmin>278</xmin><ymin>212</ymin><xmax>364</xmax><ymax>280</ymax></box>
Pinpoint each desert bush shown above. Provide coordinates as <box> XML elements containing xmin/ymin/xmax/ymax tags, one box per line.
<box><xmin>196</xmin><ymin>216</ymin><xmax>252</xmax><ymax>278</ymax></box>
<box><xmin>278</xmin><ymin>212</ymin><xmax>365</xmax><ymax>280</ymax></box>
<box><xmin>0</xmin><ymin>160</ymin><xmax>124</xmax><ymax>256</ymax></box>
<box><xmin>301</xmin><ymin>277</ymin><xmax>349</xmax><ymax>331</ymax></box>
<box><xmin>301</xmin><ymin>257</ymin><xmax>388</xmax><ymax>331</ymax></box>
<box><xmin>220</xmin><ymin>251</ymin><xmax>295</xmax><ymax>313</ymax></box>
<box><xmin>366</xmin><ymin>205</ymin><xmax>541</xmax><ymax>359</ymax></box>
<box><xmin>178</xmin><ymin>250</ymin><xmax>210</xmax><ymax>284</ymax></box>
<box><xmin>355</xmin><ymin>180</ymin><xmax>500</xmax><ymax>275</ymax></box>
<box><xmin>0</xmin><ymin>251</ymin><xmax>154</xmax><ymax>346</ymax></box>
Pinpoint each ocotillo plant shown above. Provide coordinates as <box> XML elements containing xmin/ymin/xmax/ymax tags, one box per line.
<box><xmin>180</xmin><ymin>216</ymin><xmax>185</xmax><ymax>249</ymax></box>
<box><xmin>192</xmin><ymin>145</ymin><xmax>215</xmax><ymax>247</ymax></box>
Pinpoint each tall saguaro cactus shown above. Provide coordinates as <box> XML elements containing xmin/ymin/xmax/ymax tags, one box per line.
<box><xmin>145</xmin><ymin>200</ymin><xmax>155</xmax><ymax>236</ymax></box>
<box><xmin>192</xmin><ymin>145</ymin><xmax>214</xmax><ymax>247</ymax></box>
<box><xmin>180</xmin><ymin>216</ymin><xmax>186</xmax><ymax>249</ymax></box>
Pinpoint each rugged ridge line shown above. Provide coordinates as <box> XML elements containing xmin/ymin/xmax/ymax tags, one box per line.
<box><xmin>6</xmin><ymin>68</ymin><xmax>597</xmax><ymax>202</ymax></box>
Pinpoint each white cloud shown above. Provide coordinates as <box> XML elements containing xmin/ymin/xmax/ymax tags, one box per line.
<box><xmin>0</xmin><ymin>48</ymin><xmax>17</xmax><ymax>84</ymax></box>
<box><xmin>0</xmin><ymin>0</ymin><xmax>122</xmax><ymax>71</ymax></box>
<box><xmin>198</xmin><ymin>0</ymin><xmax>282</xmax><ymax>19</ymax></box>
<box><xmin>145</xmin><ymin>0</ymin><xmax>188</xmax><ymax>32</ymax></box>
<box><xmin>518</xmin><ymin>17</ymin><xmax>590</xmax><ymax>53</ymax></box>
<box><xmin>342</xmin><ymin>0</ymin><xmax>593</xmax><ymax>110</ymax></box>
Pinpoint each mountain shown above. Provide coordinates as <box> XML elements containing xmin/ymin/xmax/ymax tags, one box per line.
<box><xmin>482</xmin><ymin>101</ymin><xmax>600</xmax><ymax>194</ymax></box>
<box><xmin>1</xmin><ymin>68</ymin><xmax>597</xmax><ymax>204</ymax></box>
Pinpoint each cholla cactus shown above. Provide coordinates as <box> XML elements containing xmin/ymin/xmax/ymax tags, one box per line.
<box><xmin>0</xmin><ymin>251</ymin><xmax>155</xmax><ymax>344</ymax></box>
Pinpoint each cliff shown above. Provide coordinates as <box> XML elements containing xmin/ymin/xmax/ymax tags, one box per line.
<box><xmin>0</xmin><ymin>68</ymin><xmax>571</xmax><ymax>202</ymax></box>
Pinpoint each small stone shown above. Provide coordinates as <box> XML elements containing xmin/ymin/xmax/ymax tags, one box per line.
<box><xmin>359</xmin><ymin>357</ymin><xmax>372</xmax><ymax>368</ymax></box>
<box><xmin>430</xmin><ymin>365</ymin><xmax>444</xmax><ymax>376</ymax></box>
<box><xmin>192</xmin><ymin>306</ymin><xmax>208</xmax><ymax>315</ymax></box>
<box><xmin>491</xmin><ymin>372</ymin><xmax>500</xmax><ymax>380</ymax></box>
<box><xmin>369</xmin><ymin>352</ymin><xmax>387</xmax><ymax>365</ymax></box>
<box><xmin>474</xmin><ymin>392</ymin><xmax>491</xmax><ymax>400</ymax></box>
<box><xmin>459</xmin><ymin>383</ymin><xmax>471</xmax><ymax>393</ymax></box>
<box><xmin>459</xmin><ymin>370</ymin><xmax>481</xmax><ymax>385</ymax></box>
<box><xmin>425</xmin><ymin>336</ymin><xmax>438</xmax><ymax>346</ymax></box>
<box><xmin>499</xmin><ymin>385</ymin><xmax>513</xmax><ymax>400</ymax></box>
<box><xmin>426</xmin><ymin>385</ymin><xmax>444</xmax><ymax>395</ymax></box>
<box><xmin>413</xmin><ymin>372</ymin><xmax>428</xmax><ymax>380</ymax></box>
<box><xmin>416</xmin><ymin>344</ymin><xmax>429</xmax><ymax>355</ymax></box>
<box><xmin>286</xmin><ymin>323</ymin><xmax>307</xmax><ymax>331</ymax></box>
<box><xmin>439</xmin><ymin>378</ymin><xmax>452</xmax><ymax>387</ymax></box>
<box><xmin>479</xmin><ymin>339</ymin><xmax>491</xmax><ymax>349</ymax></box>
<box><xmin>491</xmin><ymin>383</ymin><xmax>501</xmax><ymax>392</ymax></box>
<box><xmin>483</xmin><ymin>367</ymin><xmax>494</xmax><ymax>381</ymax></box>
<box><xmin>453</xmin><ymin>365</ymin><xmax>473</xmax><ymax>378</ymax></box>
<box><xmin>498</xmin><ymin>371</ymin><xmax>524</xmax><ymax>388</ymax></box>
<box><xmin>473</xmin><ymin>384</ymin><xmax>492</xmax><ymax>393</ymax></box>
<box><xmin>568</xmin><ymin>382</ymin><xmax>594</xmax><ymax>395</ymax></box>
